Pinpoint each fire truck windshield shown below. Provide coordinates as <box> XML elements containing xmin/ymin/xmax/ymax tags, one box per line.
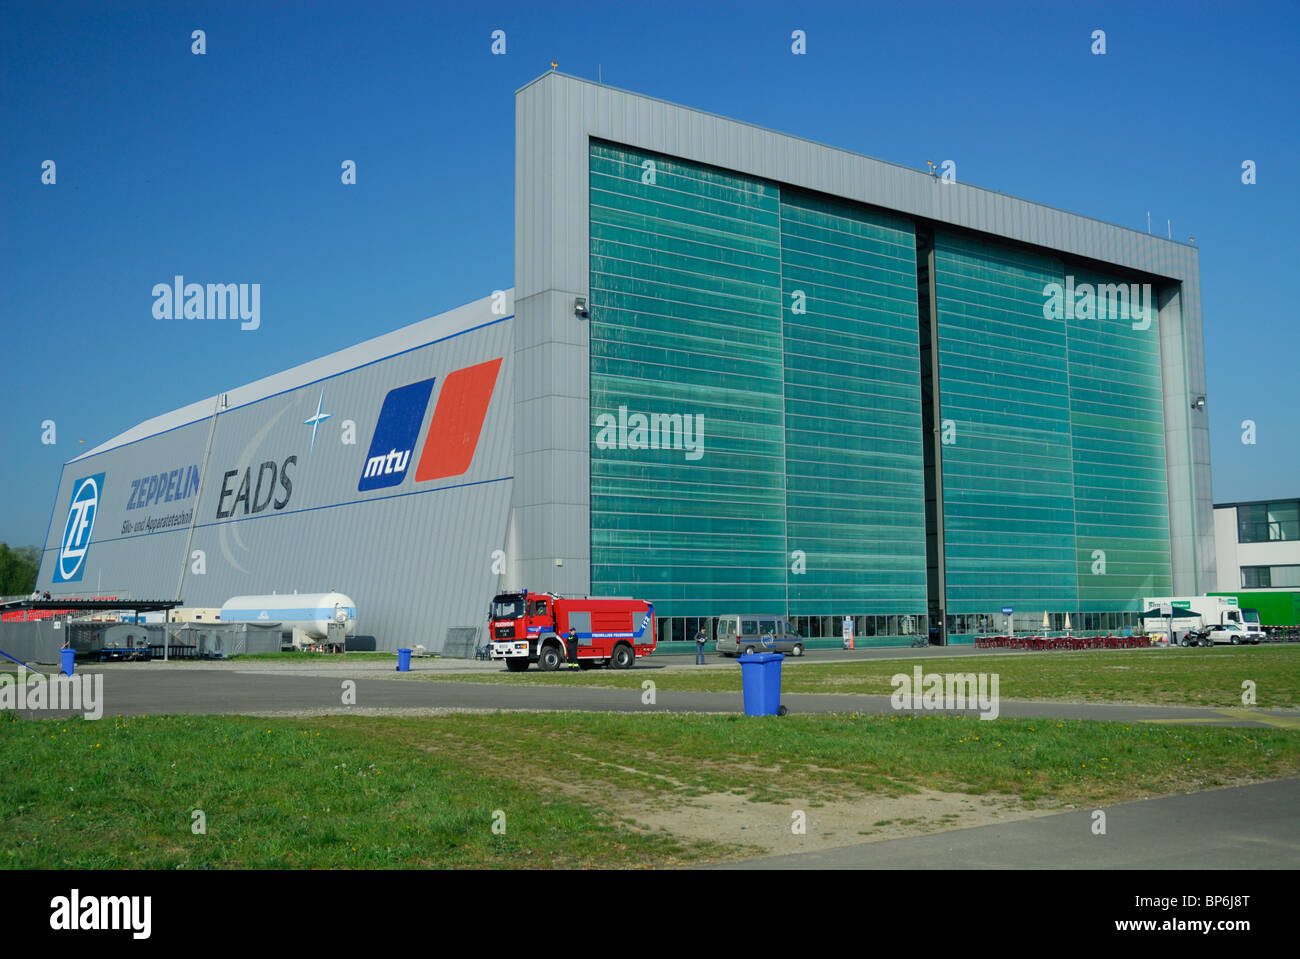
<box><xmin>491</xmin><ymin>596</ymin><xmax>525</xmax><ymax>619</ymax></box>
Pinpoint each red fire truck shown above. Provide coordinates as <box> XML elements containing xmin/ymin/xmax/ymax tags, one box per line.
<box><xmin>488</xmin><ymin>590</ymin><xmax>655</xmax><ymax>672</ymax></box>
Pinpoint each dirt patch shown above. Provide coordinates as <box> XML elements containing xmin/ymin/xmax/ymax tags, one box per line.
<box><xmin>444</xmin><ymin>747</ymin><xmax>1056</xmax><ymax>861</ymax></box>
<box><xmin>623</xmin><ymin>786</ymin><xmax>1053</xmax><ymax>858</ymax></box>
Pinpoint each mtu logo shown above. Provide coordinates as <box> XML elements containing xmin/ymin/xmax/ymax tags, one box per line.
<box><xmin>358</xmin><ymin>358</ymin><xmax>502</xmax><ymax>492</ymax></box>
<box><xmin>359</xmin><ymin>378</ymin><xmax>436</xmax><ymax>491</ymax></box>
<box><xmin>55</xmin><ymin>473</ymin><xmax>104</xmax><ymax>582</ymax></box>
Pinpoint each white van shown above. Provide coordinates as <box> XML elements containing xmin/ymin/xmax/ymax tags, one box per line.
<box><xmin>715</xmin><ymin>615</ymin><xmax>804</xmax><ymax>657</ymax></box>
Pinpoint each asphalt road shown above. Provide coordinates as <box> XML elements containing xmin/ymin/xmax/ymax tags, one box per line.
<box><xmin>9</xmin><ymin>661</ymin><xmax>1298</xmax><ymax>728</ymax></box>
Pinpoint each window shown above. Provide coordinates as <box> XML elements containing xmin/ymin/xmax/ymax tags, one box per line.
<box><xmin>491</xmin><ymin>597</ymin><xmax>523</xmax><ymax>619</ymax></box>
<box><xmin>1271</xmin><ymin>503</ymin><xmax>1300</xmax><ymax>541</ymax></box>
<box><xmin>1243</xmin><ymin>566</ymin><xmax>1300</xmax><ymax>588</ymax></box>
<box><xmin>1239</xmin><ymin>501</ymin><xmax>1300</xmax><ymax>543</ymax></box>
<box><xmin>1242</xmin><ymin>566</ymin><xmax>1269</xmax><ymax>588</ymax></box>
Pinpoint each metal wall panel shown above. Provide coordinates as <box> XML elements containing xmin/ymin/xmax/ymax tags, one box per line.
<box><xmin>38</xmin><ymin>296</ymin><xmax>515</xmax><ymax>651</ymax></box>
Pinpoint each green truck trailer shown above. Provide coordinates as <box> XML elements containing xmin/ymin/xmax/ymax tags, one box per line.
<box><xmin>1208</xmin><ymin>591</ymin><xmax>1300</xmax><ymax>628</ymax></box>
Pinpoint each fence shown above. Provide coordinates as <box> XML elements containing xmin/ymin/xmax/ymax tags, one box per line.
<box><xmin>974</xmin><ymin>634</ymin><xmax>1152</xmax><ymax>651</ymax></box>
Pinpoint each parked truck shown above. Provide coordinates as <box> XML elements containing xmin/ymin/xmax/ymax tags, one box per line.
<box><xmin>488</xmin><ymin>590</ymin><xmax>655</xmax><ymax>672</ymax></box>
<box><xmin>1142</xmin><ymin>595</ymin><xmax>1263</xmax><ymax>645</ymax></box>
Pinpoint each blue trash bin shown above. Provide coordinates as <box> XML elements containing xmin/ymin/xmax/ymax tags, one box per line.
<box><xmin>396</xmin><ymin>648</ymin><xmax>412</xmax><ymax>672</ymax></box>
<box><xmin>738</xmin><ymin>652</ymin><xmax>785</xmax><ymax>716</ymax></box>
<box><xmin>60</xmin><ymin>647</ymin><xmax>75</xmax><ymax>677</ymax></box>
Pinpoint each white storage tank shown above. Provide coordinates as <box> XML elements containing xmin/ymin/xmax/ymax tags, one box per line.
<box><xmin>220</xmin><ymin>592</ymin><xmax>358</xmax><ymax>640</ymax></box>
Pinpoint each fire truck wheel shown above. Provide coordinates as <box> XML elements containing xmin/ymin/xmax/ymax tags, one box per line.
<box><xmin>506</xmin><ymin>658</ymin><xmax>530</xmax><ymax>672</ymax></box>
<box><xmin>537</xmin><ymin>646</ymin><xmax>562</xmax><ymax>671</ymax></box>
<box><xmin>610</xmin><ymin>644</ymin><xmax>634</xmax><ymax>669</ymax></box>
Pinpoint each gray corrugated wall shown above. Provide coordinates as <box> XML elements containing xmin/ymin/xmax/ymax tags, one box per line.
<box><xmin>38</xmin><ymin>302</ymin><xmax>514</xmax><ymax>651</ymax></box>
<box><xmin>513</xmin><ymin>71</ymin><xmax>1214</xmax><ymax>601</ymax></box>
<box><xmin>0</xmin><ymin>621</ymin><xmax>63</xmax><ymax>666</ymax></box>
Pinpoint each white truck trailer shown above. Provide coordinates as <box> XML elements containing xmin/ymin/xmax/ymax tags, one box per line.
<box><xmin>1142</xmin><ymin>596</ymin><xmax>1263</xmax><ymax>645</ymax></box>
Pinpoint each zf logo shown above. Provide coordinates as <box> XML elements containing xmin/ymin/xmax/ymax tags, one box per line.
<box><xmin>55</xmin><ymin>473</ymin><xmax>104</xmax><ymax>582</ymax></box>
<box><xmin>358</xmin><ymin>358</ymin><xmax>502</xmax><ymax>492</ymax></box>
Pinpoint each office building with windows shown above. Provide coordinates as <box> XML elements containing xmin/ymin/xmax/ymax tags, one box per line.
<box><xmin>1214</xmin><ymin>499</ymin><xmax>1300</xmax><ymax>589</ymax></box>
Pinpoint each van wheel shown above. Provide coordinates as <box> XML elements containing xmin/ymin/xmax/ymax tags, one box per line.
<box><xmin>743</xmin><ymin>646</ymin><xmax>756</xmax><ymax>656</ymax></box>
<box><xmin>537</xmin><ymin>646</ymin><xmax>562</xmax><ymax>671</ymax></box>
<box><xmin>791</xmin><ymin>643</ymin><xmax>804</xmax><ymax>657</ymax></box>
<box><xmin>610</xmin><ymin>644</ymin><xmax>633</xmax><ymax>669</ymax></box>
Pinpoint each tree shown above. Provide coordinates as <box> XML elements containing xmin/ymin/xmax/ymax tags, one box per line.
<box><xmin>0</xmin><ymin>543</ymin><xmax>41</xmax><ymax>595</ymax></box>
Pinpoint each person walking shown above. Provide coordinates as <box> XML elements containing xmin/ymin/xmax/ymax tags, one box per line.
<box><xmin>694</xmin><ymin>625</ymin><xmax>708</xmax><ymax>664</ymax></box>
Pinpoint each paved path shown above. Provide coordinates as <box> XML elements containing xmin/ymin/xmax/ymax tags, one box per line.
<box><xmin>714</xmin><ymin>778</ymin><xmax>1300</xmax><ymax>869</ymax></box>
<box><xmin>8</xmin><ymin>662</ymin><xmax>1298</xmax><ymax>728</ymax></box>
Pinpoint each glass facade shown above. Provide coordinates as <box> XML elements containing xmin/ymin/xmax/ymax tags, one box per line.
<box><xmin>933</xmin><ymin>234</ymin><xmax>1079</xmax><ymax>616</ymax></box>
<box><xmin>779</xmin><ymin>191</ymin><xmax>927</xmax><ymax>617</ymax></box>
<box><xmin>590</xmin><ymin>143</ymin><xmax>927</xmax><ymax>638</ymax></box>
<box><xmin>590</xmin><ymin>143</ymin><xmax>1172</xmax><ymax>645</ymax></box>
<box><xmin>932</xmin><ymin>233</ymin><xmax>1172</xmax><ymax>632</ymax></box>
<box><xmin>590</xmin><ymin>143</ymin><xmax>787</xmax><ymax>612</ymax></box>
<box><xmin>1067</xmin><ymin>267</ymin><xmax>1172</xmax><ymax>612</ymax></box>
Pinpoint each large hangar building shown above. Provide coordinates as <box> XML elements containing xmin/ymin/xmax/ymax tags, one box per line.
<box><xmin>36</xmin><ymin>296</ymin><xmax>516</xmax><ymax>650</ymax></box>
<box><xmin>37</xmin><ymin>72</ymin><xmax>1215</xmax><ymax>650</ymax></box>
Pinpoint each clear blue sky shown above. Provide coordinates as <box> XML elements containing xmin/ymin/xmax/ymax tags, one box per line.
<box><xmin>3</xmin><ymin>0</ymin><xmax>1297</xmax><ymax>548</ymax></box>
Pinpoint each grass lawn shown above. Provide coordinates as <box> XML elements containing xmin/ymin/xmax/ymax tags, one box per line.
<box><xmin>406</xmin><ymin>646</ymin><xmax>1300</xmax><ymax>708</ymax></box>
<box><xmin>2</xmin><ymin>711</ymin><xmax>1296</xmax><ymax>869</ymax></box>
